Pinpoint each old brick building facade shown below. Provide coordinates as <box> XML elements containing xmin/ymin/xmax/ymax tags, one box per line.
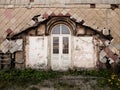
<box><xmin>0</xmin><ymin>0</ymin><xmax>120</xmax><ymax>70</ymax></box>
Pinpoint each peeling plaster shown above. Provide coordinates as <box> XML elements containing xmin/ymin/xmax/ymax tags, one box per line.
<box><xmin>73</xmin><ymin>37</ymin><xmax>97</xmax><ymax>68</ymax></box>
<box><xmin>26</xmin><ymin>36</ymin><xmax>48</xmax><ymax>69</ymax></box>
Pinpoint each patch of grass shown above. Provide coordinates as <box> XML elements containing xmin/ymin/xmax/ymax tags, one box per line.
<box><xmin>0</xmin><ymin>69</ymin><xmax>62</xmax><ymax>87</ymax></box>
<box><xmin>29</xmin><ymin>87</ymin><xmax>39</xmax><ymax>90</ymax></box>
<box><xmin>54</xmin><ymin>82</ymin><xmax>75</xmax><ymax>90</ymax></box>
<box><xmin>0</xmin><ymin>68</ymin><xmax>119</xmax><ymax>89</ymax></box>
<box><xmin>63</xmin><ymin>69</ymin><xmax>112</xmax><ymax>78</ymax></box>
<box><xmin>97</xmin><ymin>79</ymin><xmax>107</xmax><ymax>87</ymax></box>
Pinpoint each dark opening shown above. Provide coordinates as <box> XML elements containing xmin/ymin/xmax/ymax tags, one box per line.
<box><xmin>30</xmin><ymin>0</ymin><xmax>34</xmax><ymax>2</ymax></box>
<box><xmin>111</xmin><ymin>4</ymin><xmax>119</xmax><ymax>10</ymax></box>
<box><xmin>90</xmin><ymin>4</ymin><xmax>96</xmax><ymax>8</ymax></box>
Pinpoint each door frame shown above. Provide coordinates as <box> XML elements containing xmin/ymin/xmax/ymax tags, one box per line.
<box><xmin>50</xmin><ymin>24</ymin><xmax>71</xmax><ymax>70</ymax></box>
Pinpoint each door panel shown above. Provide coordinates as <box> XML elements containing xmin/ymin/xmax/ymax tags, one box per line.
<box><xmin>51</xmin><ymin>36</ymin><xmax>71</xmax><ymax>70</ymax></box>
<box><xmin>51</xmin><ymin>37</ymin><xmax>60</xmax><ymax>70</ymax></box>
<box><xmin>61</xmin><ymin>36</ymin><xmax>71</xmax><ymax>70</ymax></box>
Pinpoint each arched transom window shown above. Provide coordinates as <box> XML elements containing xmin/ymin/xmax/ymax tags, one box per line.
<box><xmin>52</xmin><ymin>24</ymin><xmax>70</xmax><ymax>34</ymax></box>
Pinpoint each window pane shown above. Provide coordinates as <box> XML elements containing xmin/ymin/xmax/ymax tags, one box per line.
<box><xmin>61</xmin><ymin>25</ymin><xmax>70</xmax><ymax>34</ymax></box>
<box><xmin>63</xmin><ymin>37</ymin><xmax>69</xmax><ymax>54</ymax></box>
<box><xmin>63</xmin><ymin>49</ymin><xmax>69</xmax><ymax>53</ymax></box>
<box><xmin>53</xmin><ymin>37</ymin><xmax>59</xmax><ymax>54</ymax></box>
<box><xmin>52</xmin><ymin>25</ymin><xmax>60</xmax><ymax>34</ymax></box>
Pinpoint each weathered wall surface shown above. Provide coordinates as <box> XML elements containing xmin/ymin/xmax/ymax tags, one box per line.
<box><xmin>25</xmin><ymin>35</ymin><xmax>97</xmax><ymax>70</ymax></box>
<box><xmin>0</xmin><ymin>6</ymin><xmax>120</xmax><ymax>50</ymax></box>
<box><xmin>73</xmin><ymin>37</ymin><xmax>97</xmax><ymax>68</ymax></box>
<box><xmin>0</xmin><ymin>0</ymin><xmax>120</xmax><ymax>5</ymax></box>
<box><xmin>15</xmin><ymin>51</ymin><xmax>24</xmax><ymax>68</ymax></box>
<box><xmin>0</xmin><ymin>1</ymin><xmax>120</xmax><ymax>70</ymax></box>
<box><xmin>26</xmin><ymin>36</ymin><xmax>48</xmax><ymax>69</ymax></box>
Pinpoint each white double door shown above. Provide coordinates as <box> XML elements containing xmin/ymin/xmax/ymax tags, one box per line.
<box><xmin>51</xmin><ymin>35</ymin><xmax>71</xmax><ymax>71</ymax></box>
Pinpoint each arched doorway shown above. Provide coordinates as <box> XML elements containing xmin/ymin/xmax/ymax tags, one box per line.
<box><xmin>51</xmin><ymin>24</ymin><xmax>71</xmax><ymax>70</ymax></box>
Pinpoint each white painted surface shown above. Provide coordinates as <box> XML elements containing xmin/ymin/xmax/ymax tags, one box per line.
<box><xmin>73</xmin><ymin>37</ymin><xmax>96</xmax><ymax>68</ymax></box>
<box><xmin>25</xmin><ymin>36</ymin><xmax>96</xmax><ymax>70</ymax></box>
<box><xmin>26</xmin><ymin>36</ymin><xmax>48</xmax><ymax>69</ymax></box>
<box><xmin>51</xmin><ymin>35</ymin><xmax>71</xmax><ymax>71</ymax></box>
<box><xmin>51</xmin><ymin>24</ymin><xmax>71</xmax><ymax>71</ymax></box>
<box><xmin>0</xmin><ymin>39</ymin><xmax>23</xmax><ymax>53</ymax></box>
<box><xmin>9</xmin><ymin>39</ymin><xmax>23</xmax><ymax>53</ymax></box>
<box><xmin>16</xmin><ymin>39</ymin><xmax>23</xmax><ymax>51</ymax></box>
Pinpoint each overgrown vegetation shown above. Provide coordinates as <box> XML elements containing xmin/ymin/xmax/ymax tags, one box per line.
<box><xmin>0</xmin><ymin>69</ymin><xmax>61</xmax><ymax>87</ymax></box>
<box><xmin>0</xmin><ymin>68</ymin><xmax>120</xmax><ymax>89</ymax></box>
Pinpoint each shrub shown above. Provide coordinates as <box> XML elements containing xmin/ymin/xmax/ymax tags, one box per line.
<box><xmin>107</xmin><ymin>73</ymin><xmax>120</xmax><ymax>89</ymax></box>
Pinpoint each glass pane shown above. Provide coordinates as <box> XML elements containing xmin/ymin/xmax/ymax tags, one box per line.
<box><xmin>52</xmin><ymin>25</ymin><xmax>60</xmax><ymax>34</ymax></box>
<box><xmin>63</xmin><ymin>49</ymin><xmax>69</xmax><ymax>53</ymax></box>
<box><xmin>63</xmin><ymin>37</ymin><xmax>69</xmax><ymax>54</ymax></box>
<box><xmin>53</xmin><ymin>37</ymin><xmax>59</xmax><ymax>54</ymax></box>
<box><xmin>61</xmin><ymin>25</ymin><xmax>70</xmax><ymax>34</ymax></box>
